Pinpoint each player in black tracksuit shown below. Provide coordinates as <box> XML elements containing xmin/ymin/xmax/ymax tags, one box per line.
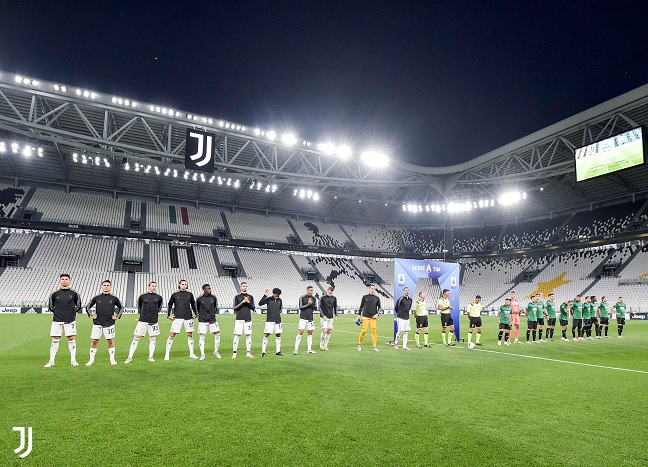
<box><xmin>196</xmin><ymin>284</ymin><xmax>221</xmax><ymax>359</ymax></box>
<box><xmin>319</xmin><ymin>286</ymin><xmax>338</xmax><ymax>350</ymax></box>
<box><xmin>125</xmin><ymin>281</ymin><xmax>163</xmax><ymax>363</ymax></box>
<box><xmin>259</xmin><ymin>287</ymin><xmax>284</xmax><ymax>357</ymax></box>
<box><xmin>85</xmin><ymin>279</ymin><xmax>124</xmax><ymax>365</ymax></box>
<box><xmin>393</xmin><ymin>287</ymin><xmax>413</xmax><ymax>350</ymax></box>
<box><xmin>294</xmin><ymin>285</ymin><xmax>318</xmax><ymax>354</ymax></box>
<box><xmin>232</xmin><ymin>281</ymin><xmax>255</xmax><ymax>358</ymax></box>
<box><xmin>164</xmin><ymin>279</ymin><xmax>198</xmax><ymax>360</ymax></box>
<box><xmin>45</xmin><ymin>273</ymin><xmax>82</xmax><ymax>367</ymax></box>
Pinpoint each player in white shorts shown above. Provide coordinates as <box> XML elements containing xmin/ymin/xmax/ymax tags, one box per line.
<box><xmin>84</xmin><ymin>279</ymin><xmax>124</xmax><ymax>366</ymax></box>
<box><xmin>295</xmin><ymin>285</ymin><xmax>318</xmax><ymax>355</ymax></box>
<box><xmin>164</xmin><ymin>279</ymin><xmax>198</xmax><ymax>360</ymax></box>
<box><xmin>318</xmin><ymin>286</ymin><xmax>338</xmax><ymax>350</ymax></box>
<box><xmin>393</xmin><ymin>287</ymin><xmax>413</xmax><ymax>350</ymax></box>
<box><xmin>232</xmin><ymin>281</ymin><xmax>255</xmax><ymax>359</ymax></box>
<box><xmin>196</xmin><ymin>284</ymin><xmax>221</xmax><ymax>360</ymax></box>
<box><xmin>45</xmin><ymin>273</ymin><xmax>82</xmax><ymax>368</ymax></box>
<box><xmin>259</xmin><ymin>288</ymin><xmax>285</xmax><ymax>357</ymax></box>
<box><xmin>125</xmin><ymin>281</ymin><xmax>163</xmax><ymax>364</ymax></box>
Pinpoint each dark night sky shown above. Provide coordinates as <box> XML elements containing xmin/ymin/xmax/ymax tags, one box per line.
<box><xmin>1</xmin><ymin>1</ymin><xmax>647</xmax><ymax>167</ymax></box>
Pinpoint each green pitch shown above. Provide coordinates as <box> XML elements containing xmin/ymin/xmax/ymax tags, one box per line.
<box><xmin>2</xmin><ymin>315</ymin><xmax>648</xmax><ymax>466</ymax></box>
<box><xmin>576</xmin><ymin>138</ymin><xmax>644</xmax><ymax>181</ymax></box>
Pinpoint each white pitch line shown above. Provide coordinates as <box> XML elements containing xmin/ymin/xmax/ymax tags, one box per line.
<box><xmin>282</xmin><ymin>319</ymin><xmax>648</xmax><ymax>375</ymax></box>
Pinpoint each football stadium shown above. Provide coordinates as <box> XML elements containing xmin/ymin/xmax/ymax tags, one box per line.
<box><xmin>1</xmin><ymin>67</ymin><xmax>648</xmax><ymax>466</ymax></box>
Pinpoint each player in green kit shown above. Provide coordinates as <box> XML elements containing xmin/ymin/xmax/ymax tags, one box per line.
<box><xmin>498</xmin><ymin>298</ymin><xmax>512</xmax><ymax>346</ymax></box>
<box><xmin>545</xmin><ymin>293</ymin><xmax>557</xmax><ymax>340</ymax></box>
<box><xmin>559</xmin><ymin>299</ymin><xmax>571</xmax><ymax>341</ymax></box>
<box><xmin>582</xmin><ymin>296</ymin><xmax>592</xmax><ymax>340</ymax></box>
<box><xmin>525</xmin><ymin>296</ymin><xmax>539</xmax><ymax>343</ymax></box>
<box><xmin>535</xmin><ymin>293</ymin><xmax>547</xmax><ymax>342</ymax></box>
<box><xmin>571</xmin><ymin>294</ymin><xmax>584</xmax><ymax>341</ymax></box>
<box><xmin>614</xmin><ymin>297</ymin><xmax>627</xmax><ymax>338</ymax></box>
<box><xmin>590</xmin><ymin>296</ymin><xmax>600</xmax><ymax>339</ymax></box>
<box><xmin>597</xmin><ymin>296</ymin><xmax>610</xmax><ymax>338</ymax></box>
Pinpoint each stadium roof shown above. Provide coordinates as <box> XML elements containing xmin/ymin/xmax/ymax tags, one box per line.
<box><xmin>0</xmin><ymin>69</ymin><xmax>647</xmax><ymax>226</ymax></box>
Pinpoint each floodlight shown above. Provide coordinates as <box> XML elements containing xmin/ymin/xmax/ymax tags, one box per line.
<box><xmin>317</xmin><ymin>142</ymin><xmax>335</xmax><ymax>155</ymax></box>
<box><xmin>335</xmin><ymin>145</ymin><xmax>352</xmax><ymax>158</ymax></box>
<box><xmin>360</xmin><ymin>151</ymin><xmax>388</xmax><ymax>167</ymax></box>
<box><xmin>281</xmin><ymin>133</ymin><xmax>297</xmax><ymax>145</ymax></box>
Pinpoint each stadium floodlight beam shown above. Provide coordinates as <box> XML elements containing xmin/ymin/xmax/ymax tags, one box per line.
<box><xmin>266</xmin><ymin>131</ymin><xmax>276</xmax><ymax>141</ymax></box>
<box><xmin>317</xmin><ymin>142</ymin><xmax>336</xmax><ymax>155</ymax></box>
<box><xmin>281</xmin><ymin>133</ymin><xmax>297</xmax><ymax>146</ymax></box>
<box><xmin>335</xmin><ymin>145</ymin><xmax>352</xmax><ymax>159</ymax></box>
<box><xmin>313</xmin><ymin>193</ymin><xmax>319</xmax><ymax>201</ymax></box>
<box><xmin>360</xmin><ymin>150</ymin><xmax>388</xmax><ymax>167</ymax></box>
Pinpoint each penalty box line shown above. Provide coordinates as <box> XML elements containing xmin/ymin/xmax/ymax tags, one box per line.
<box><xmin>284</xmin><ymin>319</ymin><xmax>648</xmax><ymax>375</ymax></box>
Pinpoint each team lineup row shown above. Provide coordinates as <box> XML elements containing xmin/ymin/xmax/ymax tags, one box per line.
<box><xmin>480</xmin><ymin>290</ymin><xmax>628</xmax><ymax>348</ymax></box>
<box><xmin>40</xmin><ymin>275</ymin><xmax>630</xmax><ymax>367</ymax></box>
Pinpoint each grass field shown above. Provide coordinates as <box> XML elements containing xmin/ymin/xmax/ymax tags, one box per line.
<box><xmin>1</xmin><ymin>314</ymin><xmax>648</xmax><ymax>466</ymax></box>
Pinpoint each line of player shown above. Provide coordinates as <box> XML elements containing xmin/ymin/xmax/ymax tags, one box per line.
<box><xmin>498</xmin><ymin>291</ymin><xmax>627</xmax><ymax>346</ymax></box>
<box><xmin>43</xmin><ymin>274</ymin><xmax>343</xmax><ymax>367</ymax></box>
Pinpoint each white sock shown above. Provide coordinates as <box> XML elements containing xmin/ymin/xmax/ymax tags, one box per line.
<box><xmin>320</xmin><ymin>332</ymin><xmax>325</xmax><ymax>345</ymax></box>
<box><xmin>89</xmin><ymin>347</ymin><xmax>97</xmax><ymax>363</ymax></box>
<box><xmin>128</xmin><ymin>337</ymin><xmax>140</xmax><ymax>358</ymax></box>
<box><xmin>275</xmin><ymin>336</ymin><xmax>281</xmax><ymax>353</ymax></box>
<box><xmin>148</xmin><ymin>338</ymin><xmax>156</xmax><ymax>358</ymax></box>
<box><xmin>395</xmin><ymin>331</ymin><xmax>401</xmax><ymax>345</ymax></box>
<box><xmin>165</xmin><ymin>336</ymin><xmax>174</xmax><ymax>357</ymax></box>
<box><xmin>325</xmin><ymin>333</ymin><xmax>331</xmax><ymax>347</ymax></box>
<box><xmin>68</xmin><ymin>339</ymin><xmax>77</xmax><ymax>362</ymax></box>
<box><xmin>188</xmin><ymin>337</ymin><xmax>195</xmax><ymax>355</ymax></box>
<box><xmin>307</xmin><ymin>334</ymin><xmax>313</xmax><ymax>351</ymax></box>
<box><xmin>233</xmin><ymin>335</ymin><xmax>240</xmax><ymax>353</ymax></box>
<box><xmin>262</xmin><ymin>336</ymin><xmax>268</xmax><ymax>354</ymax></box>
<box><xmin>294</xmin><ymin>334</ymin><xmax>302</xmax><ymax>351</ymax></box>
<box><xmin>49</xmin><ymin>338</ymin><xmax>60</xmax><ymax>362</ymax></box>
<box><xmin>403</xmin><ymin>331</ymin><xmax>409</xmax><ymax>348</ymax></box>
<box><xmin>108</xmin><ymin>347</ymin><xmax>116</xmax><ymax>362</ymax></box>
<box><xmin>245</xmin><ymin>335</ymin><xmax>252</xmax><ymax>353</ymax></box>
<box><xmin>199</xmin><ymin>334</ymin><xmax>206</xmax><ymax>356</ymax></box>
<box><xmin>214</xmin><ymin>333</ymin><xmax>220</xmax><ymax>352</ymax></box>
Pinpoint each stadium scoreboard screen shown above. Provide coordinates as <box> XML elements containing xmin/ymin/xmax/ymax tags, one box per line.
<box><xmin>575</xmin><ymin>126</ymin><xmax>645</xmax><ymax>182</ymax></box>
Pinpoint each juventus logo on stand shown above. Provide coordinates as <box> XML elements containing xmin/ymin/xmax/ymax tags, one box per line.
<box><xmin>185</xmin><ymin>129</ymin><xmax>215</xmax><ymax>173</ymax></box>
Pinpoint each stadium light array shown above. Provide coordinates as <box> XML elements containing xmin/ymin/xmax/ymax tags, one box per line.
<box><xmin>0</xmin><ymin>141</ymin><xmax>44</xmax><ymax>157</ymax></box>
<box><xmin>293</xmin><ymin>189</ymin><xmax>319</xmax><ymax>201</ymax></box>
<box><xmin>360</xmin><ymin>150</ymin><xmax>388</xmax><ymax>168</ymax></box>
<box><xmin>112</xmin><ymin>97</ymin><xmax>138</xmax><ymax>108</ymax></box>
<box><xmin>403</xmin><ymin>191</ymin><xmax>527</xmax><ymax>214</ymax></box>
<box><xmin>14</xmin><ymin>75</ymin><xmax>39</xmax><ymax>87</ymax></box>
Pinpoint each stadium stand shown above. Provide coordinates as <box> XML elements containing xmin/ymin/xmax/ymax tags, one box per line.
<box><xmin>291</xmin><ymin>220</ymin><xmax>348</xmax><ymax>248</ymax></box>
<box><xmin>401</xmin><ymin>228</ymin><xmax>444</xmax><ymax>253</ymax></box>
<box><xmin>0</xmin><ymin>268</ymin><xmax>129</xmax><ymax>308</ymax></box>
<box><xmin>0</xmin><ymin>183</ymin><xmax>27</xmax><ymax>218</ymax></box>
<box><xmin>346</xmin><ymin>225</ymin><xmax>401</xmax><ymax>252</ymax></box>
<box><xmin>499</xmin><ymin>216</ymin><xmax>568</xmax><ymax>249</ymax></box>
<box><xmin>1</xmin><ymin>232</ymin><xmax>35</xmax><ymax>252</ymax></box>
<box><xmin>225</xmin><ymin>212</ymin><xmax>294</xmax><ymax>243</ymax></box>
<box><xmin>123</xmin><ymin>239</ymin><xmax>144</xmax><ymax>261</ymax></box>
<box><xmin>145</xmin><ymin>202</ymin><xmax>224</xmax><ymax>235</ymax></box>
<box><xmin>557</xmin><ymin>201</ymin><xmax>639</xmax><ymax>241</ymax></box>
<box><xmin>26</xmin><ymin>188</ymin><xmax>126</xmax><ymax>228</ymax></box>
<box><xmin>453</xmin><ymin>225</ymin><xmax>501</xmax><ymax>253</ymax></box>
<box><xmin>28</xmin><ymin>235</ymin><xmax>117</xmax><ymax>271</ymax></box>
